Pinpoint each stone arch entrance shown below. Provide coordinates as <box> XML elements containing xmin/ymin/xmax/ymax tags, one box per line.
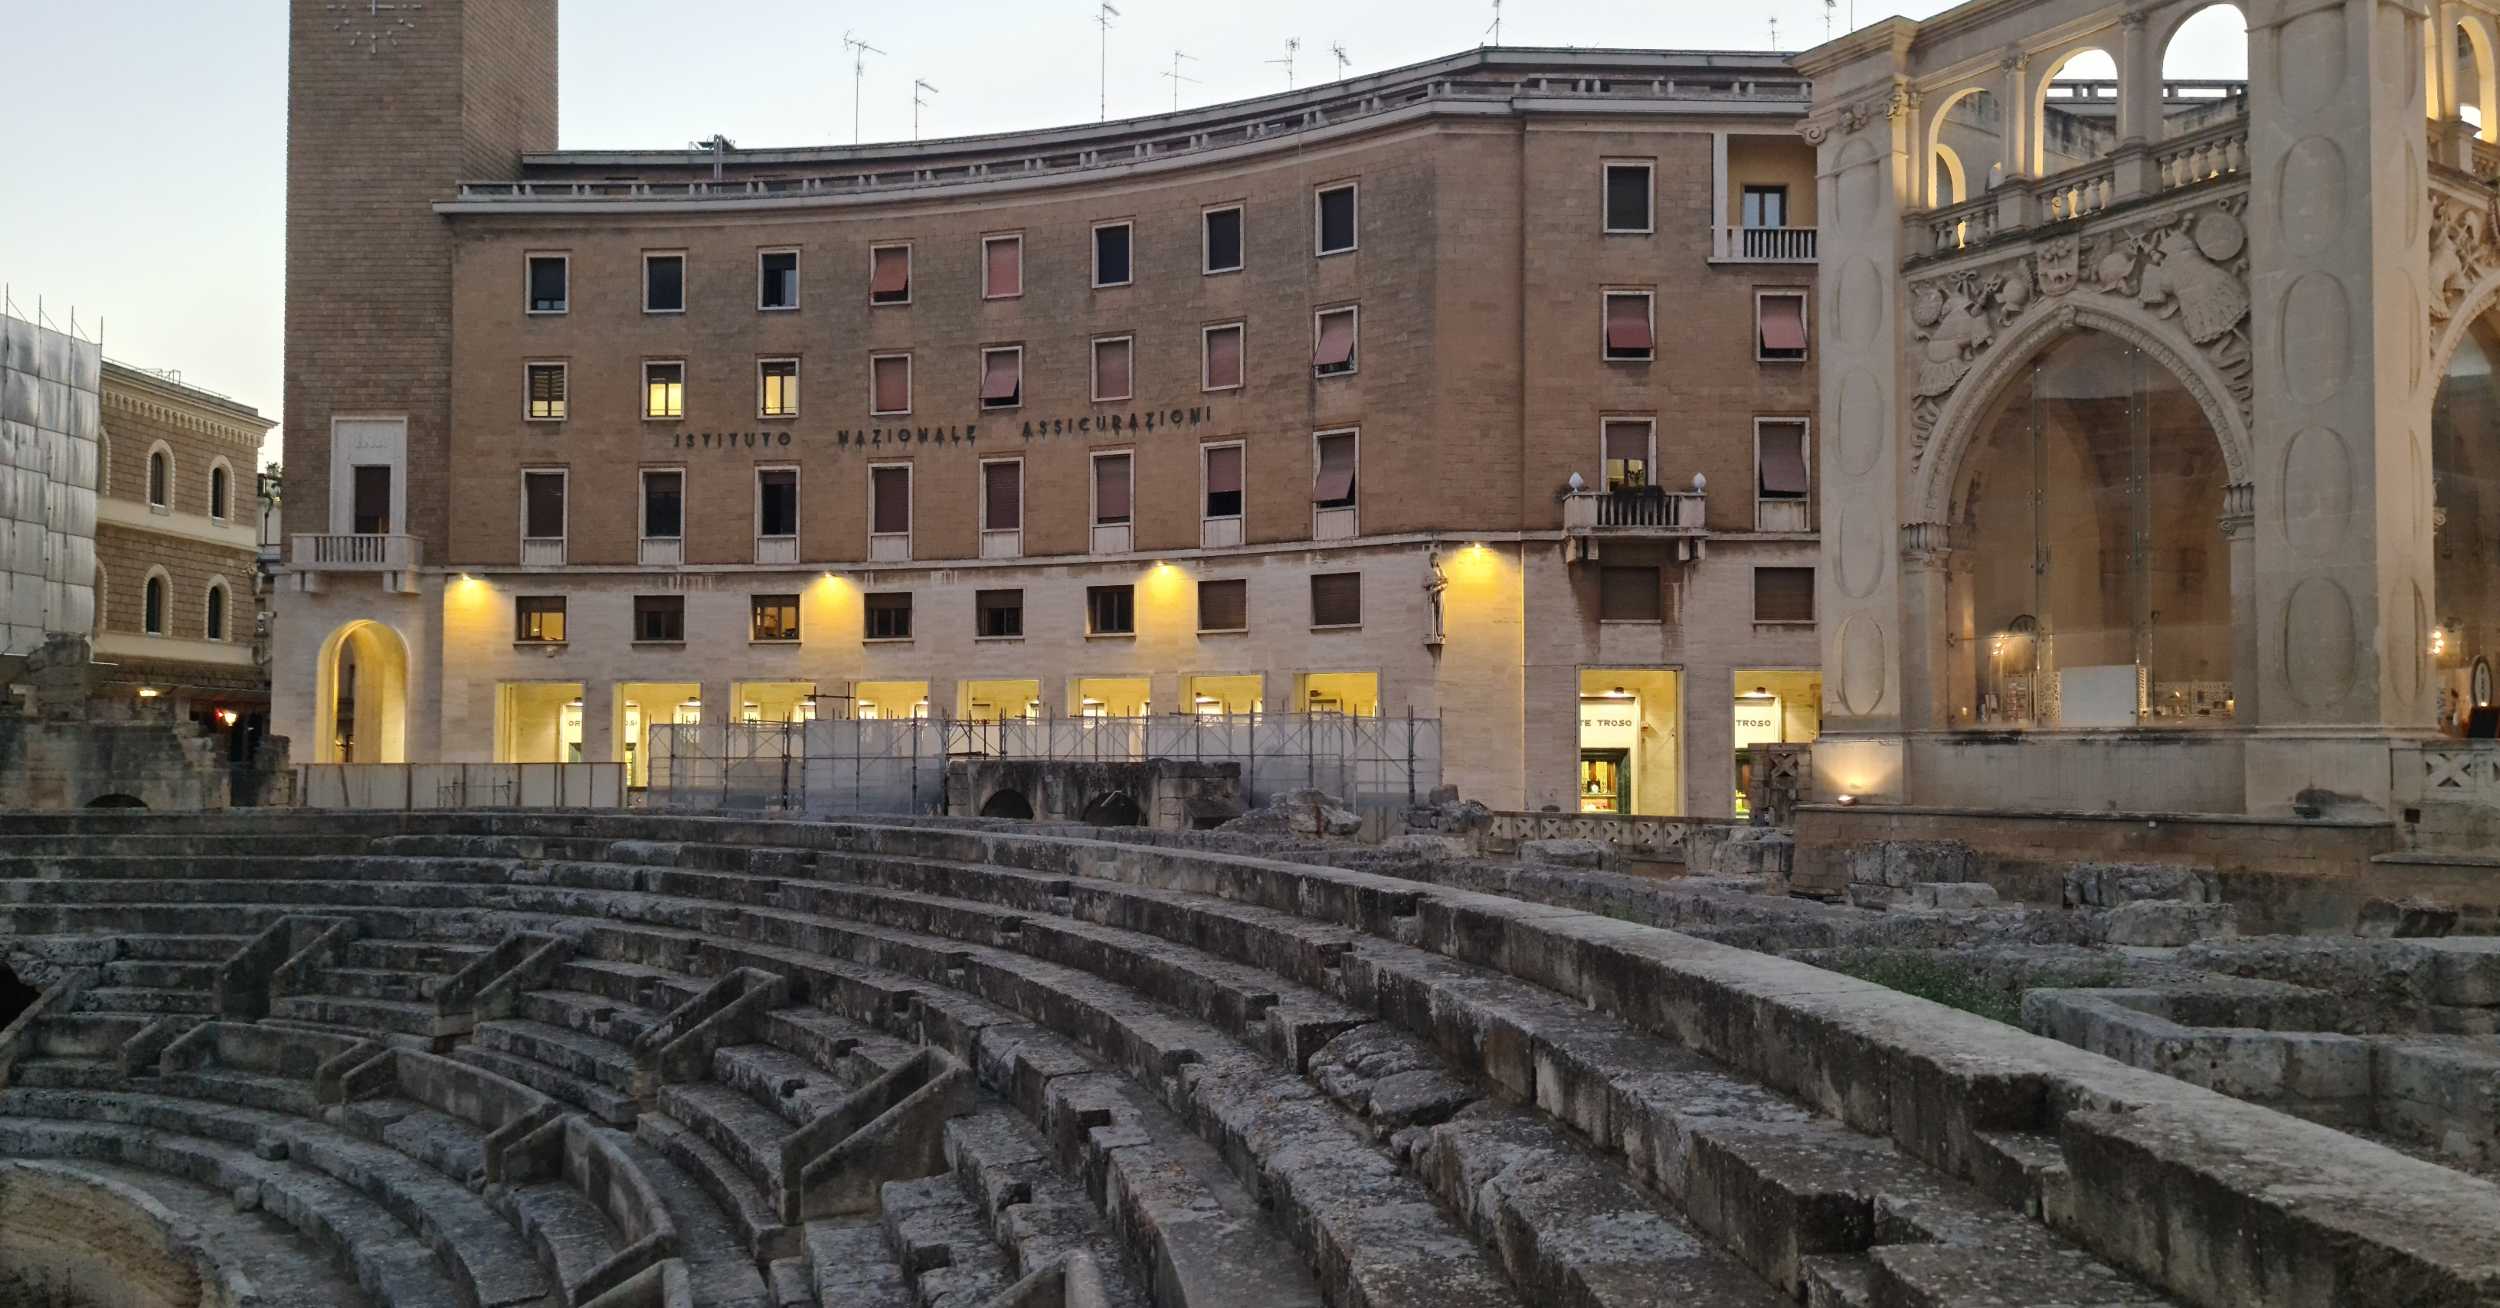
<box><xmin>315</xmin><ymin>619</ymin><xmax>410</xmax><ymax>764</ymax></box>
<box><xmin>1080</xmin><ymin>792</ymin><xmax>1143</xmax><ymax>827</ymax></box>
<box><xmin>1935</xmin><ymin>324</ymin><xmax>2245</xmax><ymax>731</ymax></box>
<box><xmin>978</xmin><ymin>789</ymin><xmax>1035</xmax><ymax>819</ymax></box>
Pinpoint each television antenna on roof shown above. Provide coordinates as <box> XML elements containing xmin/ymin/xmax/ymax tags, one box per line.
<box><xmin>1097</xmin><ymin>2</ymin><xmax>1121</xmax><ymax>122</ymax></box>
<box><xmin>1163</xmin><ymin>50</ymin><xmax>1200</xmax><ymax>111</ymax></box>
<box><xmin>912</xmin><ymin>79</ymin><xmax>939</xmax><ymax>139</ymax></box>
<box><xmin>1768</xmin><ymin>15</ymin><xmax>1779</xmax><ymax>51</ymax></box>
<box><xmin>1269</xmin><ymin>36</ymin><xmax>1301</xmax><ymax>89</ymax></box>
<box><xmin>1330</xmin><ymin>41</ymin><xmax>1350</xmax><ymax>81</ymax></box>
<box><xmin>1485</xmin><ymin>0</ymin><xmax>1501</xmax><ymax>47</ymax></box>
<box><xmin>842</xmin><ymin>31</ymin><xmax>886</xmax><ymax>145</ymax></box>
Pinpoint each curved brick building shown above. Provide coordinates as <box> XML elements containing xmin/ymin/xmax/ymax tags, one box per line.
<box><xmin>275</xmin><ymin>0</ymin><xmax>1823</xmax><ymax>814</ymax></box>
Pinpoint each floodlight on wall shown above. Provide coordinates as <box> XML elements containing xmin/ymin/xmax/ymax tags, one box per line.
<box><xmin>136</xmin><ymin>687</ymin><xmax>160</xmax><ymax>699</ymax></box>
<box><xmin>216</xmin><ymin>709</ymin><xmax>239</xmax><ymax>726</ymax></box>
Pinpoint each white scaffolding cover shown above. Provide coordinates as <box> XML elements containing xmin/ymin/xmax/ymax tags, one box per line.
<box><xmin>0</xmin><ymin>311</ymin><xmax>101</xmax><ymax>656</ymax></box>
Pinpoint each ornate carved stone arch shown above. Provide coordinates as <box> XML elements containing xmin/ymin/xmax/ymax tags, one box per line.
<box><xmin>2430</xmin><ymin>266</ymin><xmax>2500</xmax><ymax>388</ymax></box>
<box><xmin>1913</xmin><ymin>298</ymin><xmax>2254</xmax><ymax>525</ymax></box>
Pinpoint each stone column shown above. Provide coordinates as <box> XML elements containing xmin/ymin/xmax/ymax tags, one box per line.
<box><xmin>580</xmin><ymin>680</ymin><xmax>615</xmax><ymax>766</ymax></box>
<box><xmin>2242</xmin><ymin>0</ymin><xmax>2437</xmax><ymax>816</ymax></box>
<box><xmin>2222</xmin><ymin>484</ymin><xmax>2259</xmax><ymax>727</ymax></box>
<box><xmin>1711</xmin><ymin>131</ymin><xmax>1731</xmax><ymax>259</ymax></box>
<box><xmin>1898</xmin><ymin>523</ymin><xmax>1961</xmax><ymax>732</ymax></box>
<box><xmin>698</xmin><ymin>677</ymin><xmax>734</xmax><ymax>763</ymax></box>
<box><xmin>1798</xmin><ymin>48</ymin><xmax>1920</xmax><ymax>802</ymax></box>
<box><xmin>2112</xmin><ymin>9</ymin><xmax>2162</xmax><ymax>199</ymax></box>
<box><xmin>1995</xmin><ymin>49</ymin><xmax>2044</xmax><ymax>235</ymax></box>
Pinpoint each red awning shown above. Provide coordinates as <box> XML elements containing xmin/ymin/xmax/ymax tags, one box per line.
<box><xmin>1095</xmin><ymin>454</ymin><xmax>1132</xmax><ymax>521</ymax></box>
<box><xmin>1206</xmin><ymin>326</ymin><xmax>1242</xmax><ymax>388</ymax></box>
<box><xmin>1095</xmin><ymin>338</ymin><xmax>1131</xmax><ymax>399</ymax></box>
<box><xmin>1760</xmin><ymin>296</ymin><xmax>1808</xmax><ymax>352</ymax></box>
<box><xmin>984</xmin><ymin>461</ymin><xmax>1022</xmax><ymax>530</ymax></box>
<box><xmin>982</xmin><ymin>351</ymin><xmax>1021</xmax><ymax>402</ymax></box>
<box><xmin>1606</xmin><ymin>296</ymin><xmax>1653</xmax><ymax>352</ymax></box>
<box><xmin>871</xmin><ymin>247</ymin><xmax>911</xmax><ymax>296</ymax></box>
<box><xmin>873</xmin><ymin>356</ymin><xmax>909</xmax><ymax>413</ymax></box>
<box><xmin>1313</xmin><ymin>314</ymin><xmax>1355</xmax><ymax>367</ymax></box>
<box><xmin>1759</xmin><ymin>423</ymin><xmax>1809</xmax><ymax>495</ymax></box>
<box><xmin>1313</xmin><ymin>436</ymin><xmax>1355</xmax><ymax>503</ymax></box>
<box><xmin>1205</xmin><ymin>444</ymin><xmax>1243</xmax><ymax>494</ymax></box>
<box><xmin>872</xmin><ymin>466</ymin><xmax>910</xmax><ymax>533</ymax></box>
<box><xmin>984</xmin><ymin>237</ymin><xmax>1021</xmax><ymax>297</ymax></box>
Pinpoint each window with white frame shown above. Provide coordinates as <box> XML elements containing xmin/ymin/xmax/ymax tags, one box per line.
<box><xmin>982</xmin><ymin>233</ymin><xmax>1023</xmax><ymax>299</ymax></box>
<box><xmin>758</xmin><ymin>249</ymin><xmax>800</xmax><ymax>310</ymax></box>
<box><xmin>756</xmin><ymin>467</ymin><xmax>799</xmax><ymax>539</ymax></box>
<box><xmin>871</xmin><ymin>353</ymin><xmax>911</xmax><ymax>415</ymax></box>
<box><xmin>644</xmin><ymin>252</ymin><xmax>686</xmax><ymax>313</ymax></box>
<box><xmin>644</xmin><ymin>361</ymin><xmax>685</xmax><ymax>419</ymax></box>
<box><xmin>1602</xmin><ymin>417</ymin><xmax>1654</xmax><ymax>491</ymax></box>
<box><xmin>1315</xmin><ymin>182</ymin><xmax>1358</xmax><ymax>255</ymax></box>
<box><xmin>142</xmin><ymin>570</ymin><xmax>168</xmax><ymax>635</ymax></box>
<box><xmin>1603</xmin><ymin>290</ymin><xmax>1655</xmax><ymax>361</ymax></box>
<box><xmin>641</xmin><ymin>469</ymin><xmax>683</xmax><ymax>542</ymax></box>
<box><xmin>205</xmin><ymin>579</ymin><xmax>229</xmax><ymax>642</ymax></box>
<box><xmin>208</xmin><ymin>462</ymin><xmax>231</xmax><ymax>521</ymax></box>
<box><xmin>981</xmin><ymin>459</ymin><xmax>1023</xmax><ymax>534</ymax></box>
<box><xmin>869</xmin><ymin>243</ymin><xmax>911</xmax><ymax>304</ymax></box>
<box><xmin>526</xmin><ymin>253</ymin><xmax>568</xmax><ymax>313</ymax></box>
<box><xmin>526</xmin><ymin>362</ymin><xmax>567</xmax><ymax>420</ymax></box>
<box><xmin>1203</xmin><ymin>443</ymin><xmax>1244</xmax><ymax>524</ymax></box>
<box><xmin>1757</xmin><ymin>291</ymin><xmax>1809</xmax><ymax>362</ymax></box>
<box><xmin>981</xmin><ymin>346</ymin><xmax>1022</xmax><ymax>409</ymax></box>
<box><xmin>1093</xmin><ymin>221</ymin><xmax>1133</xmax><ymax>287</ymax></box>
<box><xmin>1203</xmin><ymin>204</ymin><xmax>1244</xmax><ymax>274</ymax></box>
<box><xmin>1313</xmin><ymin>430</ymin><xmax>1357</xmax><ymax>510</ymax></box>
<box><xmin>522</xmin><ymin>469</ymin><xmax>566</xmax><ymax>545</ymax></box>
<box><xmin>1603</xmin><ymin>161</ymin><xmax>1654</xmax><ymax>233</ymax></box>
<box><xmin>1092</xmin><ymin>452</ymin><xmax>1132</xmax><ymax>526</ymax></box>
<box><xmin>758</xmin><ymin>358</ymin><xmax>799</xmax><ymax>417</ymax></box>
<box><xmin>1313</xmin><ymin>306</ymin><xmax>1358</xmax><ymax>377</ymax></box>
<box><xmin>1203</xmin><ymin>322</ymin><xmax>1244</xmax><ymax>391</ymax></box>
<box><xmin>1092</xmin><ymin>335</ymin><xmax>1134</xmax><ymax>402</ymax></box>
<box><xmin>146</xmin><ymin>444</ymin><xmax>171</xmax><ymax>509</ymax></box>
<box><xmin>870</xmin><ymin>464</ymin><xmax>911</xmax><ymax>537</ymax></box>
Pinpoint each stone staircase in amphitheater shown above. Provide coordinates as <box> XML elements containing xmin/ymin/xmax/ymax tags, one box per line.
<box><xmin>0</xmin><ymin>813</ymin><xmax>2494</xmax><ymax>1308</ymax></box>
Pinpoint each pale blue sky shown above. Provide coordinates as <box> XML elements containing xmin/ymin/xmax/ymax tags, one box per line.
<box><xmin>0</xmin><ymin>1</ymin><xmax>2244</xmax><ymax>468</ymax></box>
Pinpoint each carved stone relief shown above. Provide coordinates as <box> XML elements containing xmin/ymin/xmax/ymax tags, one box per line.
<box><xmin>1905</xmin><ymin>197</ymin><xmax>2253</xmax><ymax>474</ymax></box>
<box><xmin>2428</xmin><ymin>190</ymin><xmax>2498</xmax><ymax>325</ymax></box>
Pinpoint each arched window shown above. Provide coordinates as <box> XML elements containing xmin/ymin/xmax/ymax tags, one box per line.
<box><xmin>2160</xmin><ymin>6</ymin><xmax>2250</xmax><ymax>140</ymax></box>
<box><xmin>2037</xmin><ymin>48</ymin><xmax>2119</xmax><ymax>175</ymax></box>
<box><xmin>1952</xmin><ymin>330</ymin><xmax>2233</xmax><ymax>729</ymax></box>
<box><xmin>209</xmin><ymin>463</ymin><xmax>230</xmax><ymax>520</ymax></box>
<box><xmin>205</xmin><ymin>581</ymin><xmax>228</xmax><ymax>642</ymax></box>
<box><xmin>147</xmin><ymin>448</ymin><xmax>170</xmax><ymax>508</ymax></box>
<box><xmin>143</xmin><ymin>573</ymin><xmax>166</xmax><ymax>635</ymax></box>
<box><xmin>2433</xmin><ymin>315</ymin><xmax>2500</xmax><ymax>725</ymax></box>
<box><xmin>1928</xmin><ymin>88</ymin><xmax>1999</xmax><ymax>209</ymax></box>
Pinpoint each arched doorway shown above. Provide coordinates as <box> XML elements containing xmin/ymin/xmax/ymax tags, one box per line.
<box><xmin>1081</xmin><ymin>792</ymin><xmax>1143</xmax><ymax>827</ymax></box>
<box><xmin>1947</xmin><ymin>329</ymin><xmax>2237</xmax><ymax>729</ymax></box>
<box><xmin>2432</xmin><ymin>314</ymin><xmax>2500</xmax><ymax>727</ymax></box>
<box><xmin>315</xmin><ymin>620</ymin><xmax>411</xmax><ymax>763</ymax></box>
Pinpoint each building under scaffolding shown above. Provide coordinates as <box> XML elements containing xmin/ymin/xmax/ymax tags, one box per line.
<box><xmin>0</xmin><ymin>303</ymin><xmax>101</xmax><ymax>658</ymax></box>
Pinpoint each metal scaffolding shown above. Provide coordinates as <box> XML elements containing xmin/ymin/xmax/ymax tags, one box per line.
<box><xmin>0</xmin><ymin>291</ymin><xmax>102</xmax><ymax>658</ymax></box>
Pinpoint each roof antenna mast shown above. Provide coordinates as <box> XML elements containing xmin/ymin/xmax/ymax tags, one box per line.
<box><xmin>1163</xmin><ymin>50</ymin><xmax>1200</xmax><ymax>111</ymax></box>
<box><xmin>1486</xmin><ymin>0</ymin><xmax>1502</xmax><ymax>47</ymax></box>
<box><xmin>913</xmin><ymin>79</ymin><xmax>939</xmax><ymax>140</ymax></box>
<box><xmin>1097</xmin><ymin>3</ymin><xmax>1121</xmax><ymax>122</ymax></box>
<box><xmin>1268</xmin><ymin>37</ymin><xmax>1301</xmax><ymax>90</ymax></box>
<box><xmin>1330</xmin><ymin>41</ymin><xmax>1350</xmax><ymax>81</ymax></box>
<box><xmin>842</xmin><ymin>31</ymin><xmax>886</xmax><ymax>145</ymax></box>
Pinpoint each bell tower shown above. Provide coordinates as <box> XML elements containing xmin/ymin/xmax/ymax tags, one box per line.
<box><xmin>282</xmin><ymin>0</ymin><xmax>557</xmax><ymax>551</ymax></box>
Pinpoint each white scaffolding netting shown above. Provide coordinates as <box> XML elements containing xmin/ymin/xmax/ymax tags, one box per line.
<box><xmin>0</xmin><ymin>310</ymin><xmax>102</xmax><ymax>657</ymax></box>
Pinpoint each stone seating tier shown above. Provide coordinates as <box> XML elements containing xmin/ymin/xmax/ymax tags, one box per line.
<box><xmin>0</xmin><ymin>810</ymin><xmax>2497</xmax><ymax>1308</ymax></box>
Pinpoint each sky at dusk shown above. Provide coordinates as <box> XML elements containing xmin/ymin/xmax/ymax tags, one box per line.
<box><xmin>0</xmin><ymin>1</ymin><xmax>2249</xmax><ymax>469</ymax></box>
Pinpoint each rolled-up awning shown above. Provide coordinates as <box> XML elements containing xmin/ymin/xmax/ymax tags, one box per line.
<box><xmin>984</xmin><ymin>460</ymin><xmax>1021</xmax><ymax>530</ymax></box>
<box><xmin>1760</xmin><ymin>296</ymin><xmax>1808</xmax><ymax>352</ymax></box>
<box><xmin>1313</xmin><ymin>435</ymin><xmax>1355</xmax><ymax>503</ymax></box>
<box><xmin>1606</xmin><ymin>295</ymin><xmax>1653</xmax><ymax>352</ymax></box>
<box><xmin>871</xmin><ymin>246</ymin><xmax>911</xmax><ymax>296</ymax></box>
<box><xmin>871</xmin><ymin>465</ymin><xmax>910</xmax><ymax>533</ymax></box>
<box><xmin>1759</xmin><ymin>422</ymin><xmax>1809</xmax><ymax>495</ymax></box>
<box><xmin>1205</xmin><ymin>444</ymin><xmax>1243</xmax><ymax>494</ymax></box>
<box><xmin>1314</xmin><ymin>314</ymin><xmax>1355</xmax><ymax>367</ymax></box>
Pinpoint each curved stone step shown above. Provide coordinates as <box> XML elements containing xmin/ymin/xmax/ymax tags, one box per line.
<box><xmin>2</xmin><ymin>1157</ymin><xmax>383</xmax><ymax>1308</ymax></box>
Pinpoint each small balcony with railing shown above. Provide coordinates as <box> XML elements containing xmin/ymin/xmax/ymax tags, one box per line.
<box><xmin>1711</xmin><ymin>136</ymin><xmax>1818</xmax><ymax>264</ymax></box>
<box><xmin>1562</xmin><ymin>480</ymin><xmax>1708</xmax><ymax>563</ymax></box>
<box><xmin>290</xmin><ymin>533</ymin><xmax>424</xmax><ymax>593</ymax></box>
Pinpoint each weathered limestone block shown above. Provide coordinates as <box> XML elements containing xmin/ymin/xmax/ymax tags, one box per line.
<box><xmin>1908</xmin><ymin>882</ymin><xmax>2000</xmax><ymax>911</ymax></box>
<box><xmin>2062</xmin><ymin>863</ymin><xmax>2217</xmax><ymax>909</ymax></box>
<box><xmin>1847</xmin><ymin>839</ymin><xmax>1980</xmax><ymax>889</ymax></box>
<box><xmin>1519</xmin><ymin>837</ymin><xmax>1610</xmax><ymax>869</ymax></box>
<box><xmin>2099</xmin><ymin>900</ymin><xmax>2237</xmax><ymax>947</ymax></box>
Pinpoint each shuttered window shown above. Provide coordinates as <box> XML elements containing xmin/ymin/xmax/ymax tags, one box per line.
<box><xmin>1313</xmin><ymin>308</ymin><xmax>1357</xmax><ymax>375</ymax></box>
<box><xmin>870</xmin><ymin>245</ymin><xmax>911</xmax><ymax>303</ymax></box>
<box><xmin>633</xmin><ymin>595</ymin><xmax>685</xmax><ymax>642</ymax></box>
<box><xmin>981</xmin><ymin>348</ymin><xmax>1022</xmax><ymax>408</ymax></box>
<box><xmin>1087</xmin><ymin>585</ymin><xmax>1134</xmax><ymax>636</ymax></box>
<box><xmin>983</xmin><ymin>461</ymin><xmax>1022</xmax><ymax>531</ymax></box>
<box><xmin>872</xmin><ymin>354</ymin><xmax>911</xmax><ymax>415</ymax></box>
<box><xmin>527</xmin><ymin>363</ymin><xmax>567</xmax><ymax>420</ymax></box>
<box><xmin>1198</xmin><ymin>579</ymin><xmax>1247</xmax><ymax>633</ymax></box>
<box><xmin>871</xmin><ymin>466</ymin><xmax>911</xmax><ymax>535</ymax></box>
<box><xmin>1093</xmin><ymin>336</ymin><xmax>1133</xmax><ymax>402</ymax></box>
<box><xmin>1311</xmin><ymin>572</ymin><xmax>1362</xmax><ymax>627</ymax></box>
<box><xmin>1600</xmin><ymin>566</ymin><xmax>1662</xmax><ymax>622</ymax></box>
<box><xmin>1604</xmin><ymin>292</ymin><xmax>1654</xmax><ymax>360</ymax></box>
<box><xmin>523</xmin><ymin>471</ymin><xmax>565</xmax><ymax>539</ymax></box>
<box><xmin>1203</xmin><ymin>445</ymin><xmax>1243</xmax><ymax>520</ymax></box>
<box><xmin>1754</xmin><ymin>567</ymin><xmax>1816</xmax><ymax>623</ymax></box>
<box><xmin>1758</xmin><ymin>293</ymin><xmax>1809</xmax><ymax>360</ymax></box>
<box><xmin>1313</xmin><ymin>433</ymin><xmax>1356</xmax><ymax>508</ymax></box>
<box><xmin>1204</xmin><ymin>323</ymin><xmax>1244</xmax><ymax>390</ymax></box>
<box><xmin>642</xmin><ymin>471</ymin><xmax>683</xmax><ymax>539</ymax></box>
<box><xmin>983</xmin><ymin>235</ymin><xmax>1023</xmax><ymax>298</ymax></box>
<box><xmin>1759</xmin><ymin>422</ymin><xmax>1809</xmax><ymax>498</ymax></box>
<box><xmin>865</xmin><ymin>592</ymin><xmax>914</xmax><ymax>640</ymax></box>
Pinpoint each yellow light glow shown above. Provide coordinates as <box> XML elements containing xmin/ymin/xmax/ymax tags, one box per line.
<box><xmin>136</xmin><ymin>687</ymin><xmax>161</xmax><ymax>698</ymax></box>
<box><xmin>216</xmin><ymin>709</ymin><xmax>239</xmax><ymax>726</ymax></box>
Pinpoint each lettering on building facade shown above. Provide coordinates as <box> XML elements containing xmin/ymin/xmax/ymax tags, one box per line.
<box><xmin>653</xmin><ymin>404</ymin><xmax>1218</xmax><ymax>453</ymax></box>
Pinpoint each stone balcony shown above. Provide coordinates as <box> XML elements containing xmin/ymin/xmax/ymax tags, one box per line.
<box><xmin>1709</xmin><ymin>224</ymin><xmax>1818</xmax><ymax>263</ymax></box>
<box><xmin>289</xmin><ymin>533</ymin><xmax>423</xmax><ymax>593</ymax></box>
<box><xmin>1561</xmin><ymin>487</ymin><xmax>1707</xmax><ymax>563</ymax></box>
<box><xmin>1913</xmin><ymin>114</ymin><xmax>2248</xmax><ymax>260</ymax></box>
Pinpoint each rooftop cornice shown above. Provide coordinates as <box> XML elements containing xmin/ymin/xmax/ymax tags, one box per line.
<box><xmin>100</xmin><ymin>360</ymin><xmax>272</xmax><ymax>431</ymax></box>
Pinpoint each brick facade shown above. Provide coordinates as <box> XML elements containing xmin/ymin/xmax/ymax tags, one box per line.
<box><xmin>276</xmin><ymin>25</ymin><xmax>1827</xmax><ymax>814</ymax></box>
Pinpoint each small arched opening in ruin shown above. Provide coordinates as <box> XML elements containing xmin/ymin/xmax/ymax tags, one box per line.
<box><xmin>979</xmin><ymin>789</ymin><xmax>1035</xmax><ymax>820</ymax></box>
<box><xmin>0</xmin><ymin>961</ymin><xmax>37</xmax><ymax>1035</ymax></box>
<box><xmin>83</xmin><ymin>794</ymin><xmax>147</xmax><ymax>809</ymax></box>
<box><xmin>1081</xmin><ymin>792</ymin><xmax>1144</xmax><ymax>827</ymax></box>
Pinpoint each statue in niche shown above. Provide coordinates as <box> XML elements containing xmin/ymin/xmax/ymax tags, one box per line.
<box><xmin>1423</xmin><ymin>549</ymin><xmax>1448</xmax><ymax>645</ymax></box>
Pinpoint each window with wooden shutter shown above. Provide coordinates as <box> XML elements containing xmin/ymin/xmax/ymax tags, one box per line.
<box><xmin>1754</xmin><ymin>567</ymin><xmax>1816</xmax><ymax>623</ymax></box>
<box><xmin>871</xmin><ymin>465</ymin><xmax>911</xmax><ymax>535</ymax></box>
<box><xmin>641</xmin><ymin>471</ymin><xmax>683</xmax><ymax>539</ymax></box>
<box><xmin>527</xmin><ymin>363</ymin><xmax>567</xmax><ymax>420</ymax></box>
<box><xmin>983</xmin><ymin>461</ymin><xmax>1022</xmax><ymax>531</ymax></box>
<box><xmin>1203</xmin><ymin>445</ymin><xmax>1243</xmax><ymax>520</ymax></box>
<box><xmin>872</xmin><ymin>354</ymin><xmax>911</xmax><ymax>415</ymax></box>
<box><xmin>1758</xmin><ymin>293</ymin><xmax>1809</xmax><ymax>361</ymax></box>
<box><xmin>1311</xmin><ymin>572</ymin><xmax>1362</xmax><ymax>627</ymax></box>
<box><xmin>1204</xmin><ymin>323</ymin><xmax>1244</xmax><ymax>390</ymax></box>
<box><xmin>1599</xmin><ymin>566</ymin><xmax>1663</xmax><ymax>622</ymax></box>
<box><xmin>1313</xmin><ymin>308</ymin><xmax>1357</xmax><ymax>375</ymax></box>
<box><xmin>1604</xmin><ymin>292</ymin><xmax>1654</xmax><ymax>360</ymax></box>
<box><xmin>1313</xmin><ymin>433</ymin><xmax>1356</xmax><ymax>508</ymax></box>
<box><xmin>869</xmin><ymin>244</ymin><xmax>911</xmax><ymax>303</ymax></box>
<box><xmin>983</xmin><ymin>234</ymin><xmax>1023</xmax><ymax>298</ymax></box>
<box><xmin>523</xmin><ymin>471</ymin><xmax>565</xmax><ymax>540</ymax></box>
<box><xmin>1093</xmin><ymin>336</ymin><xmax>1133</xmax><ymax>402</ymax></box>
<box><xmin>633</xmin><ymin>595</ymin><xmax>685</xmax><ymax>642</ymax></box>
<box><xmin>1198</xmin><ymin>579</ymin><xmax>1247</xmax><ymax>632</ymax></box>
<box><xmin>1087</xmin><ymin>585</ymin><xmax>1135</xmax><ymax>635</ymax></box>
<box><xmin>981</xmin><ymin>348</ymin><xmax>1021</xmax><ymax>408</ymax></box>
